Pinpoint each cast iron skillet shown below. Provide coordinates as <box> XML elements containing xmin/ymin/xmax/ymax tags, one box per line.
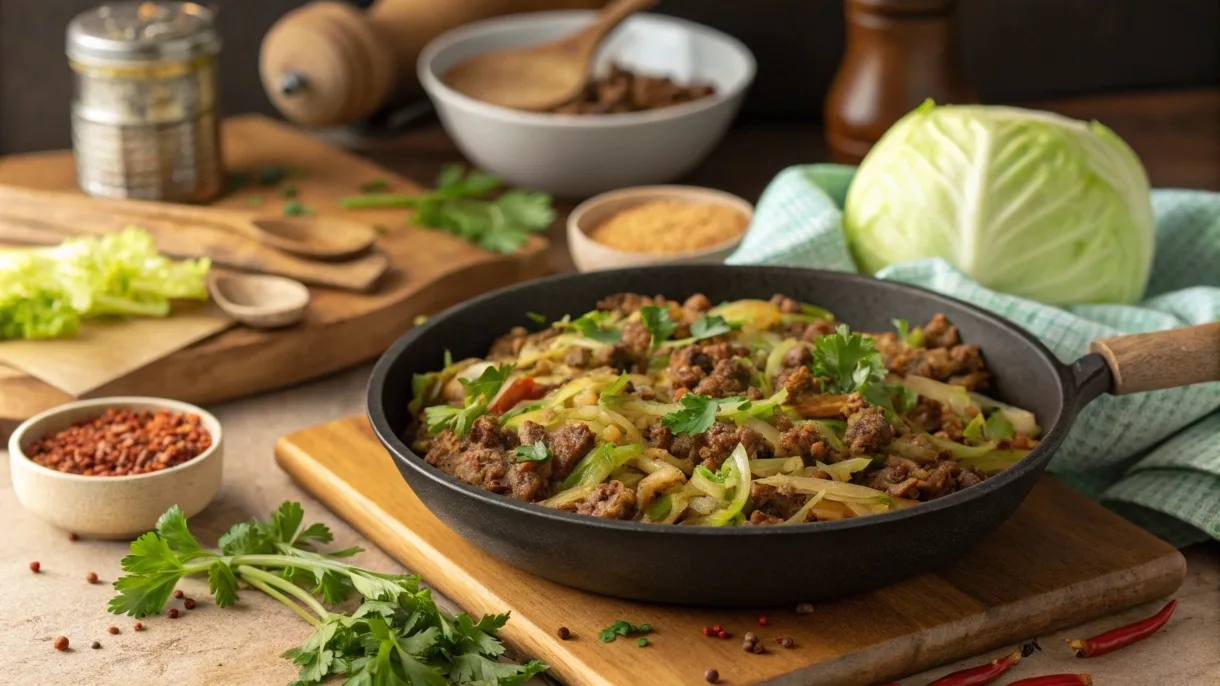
<box><xmin>367</xmin><ymin>266</ymin><xmax>1219</xmax><ymax>606</ymax></box>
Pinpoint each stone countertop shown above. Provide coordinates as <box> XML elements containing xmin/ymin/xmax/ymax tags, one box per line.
<box><xmin>1</xmin><ymin>363</ymin><xmax>1218</xmax><ymax>685</ymax></box>
<box><xmin>3</xmin><ymin>88</ymin><xmax>1220</xmax><ymax>685</ymax></box>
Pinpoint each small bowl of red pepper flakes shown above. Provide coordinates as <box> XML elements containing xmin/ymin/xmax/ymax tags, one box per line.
<box><xmin>9</xmin><ymin>397</ymin><xmax>223</xmax><ymax>538</ymax></box>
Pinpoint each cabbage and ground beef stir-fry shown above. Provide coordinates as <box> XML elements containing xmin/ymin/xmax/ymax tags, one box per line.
<box><xmin>408</xmin><ymin>293</ymin><xmax>1041</xmax><ymax>526</ymax></box>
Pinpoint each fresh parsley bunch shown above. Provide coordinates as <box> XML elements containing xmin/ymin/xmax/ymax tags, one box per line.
<box><xmin>109</xmin><ymin>503</ymin><xmax>546</xmax><ymax>686</ymax></box>
<box><xmin>338</xmin><ymin>166</ymin><xmax>554</xmax><ymax>254</ymax></box>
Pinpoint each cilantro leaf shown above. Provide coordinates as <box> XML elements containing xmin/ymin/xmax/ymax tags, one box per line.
<box><xmin>690</xmin><ymin>315</ymin><xmax>736</xmax><ymax>340</ymax></box>
<box><xmin>219</xmin><ymin>521</ymin><xmax>275</xmax><ymax>556</ymax></box>
<box><xmin>811</xmin><ymin>325</ymin><xmax>887</xmax><ymax>394</ymax></box>
<box><xmin>598</xmin><ymin>620</ymin><xmax>652</xmax><ymax>643</ymax></box>
<box><xmin>107</xmin><ymin>532</ymin><xmax>185</xmax><ymax>617</ymax></box>
<box><xmin>154</xmin><ymin>505</ymin><xmax>207</xmax><ymax>560</ymax></box>
<box><xmin>298</xmin><ymin>522</ymin><xmax>335</xmax><ymax>546</ymax></box>
<box><xmin>283</xmin><ymin>200</ymin><xmax>314</xmax><ymax>217</ymax></box>
<box><xmin>640</xmin><ymin>305</ymin><xmax>677</xmax><ymax>346</ymax></box>
<box><xmin>513</xmin><ymin>443</ymin><xmax>551</xmax><ymax>463</ymax></box>
<box><xmin>661</xmin><ymin>393</ymin><xmax>720</xmax><ymax>436</ymax></box>
<box><xmin>208</xmin><ymin>560</ymin><xmax>240</xmax><ymax>608</ymax></box>
<box><xmin>272</xmin><ymin>501</ymin><xmax>305</xmax><ymax>544</ymax></box>
<box><xmin>460</xmin><ymin>364</ymin><xmax>513</xmax><ymax>405</ymax></box>
<box><xmin>569</xmin><ymin>310</ymin><xmax>621</xmax><ymax>343</ymax></box>
<box><xmin>424</xmin><ymin>403</ymin><xmax>484</xmax><ymax>437</ymax></box>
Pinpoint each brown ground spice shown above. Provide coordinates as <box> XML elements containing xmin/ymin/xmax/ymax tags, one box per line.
<box><xmin>26</xmin><ymin>408</ymin><xmax>211</xmax><ymax>476</ymax></box>
<box><xmin>589</xmin><ymin>201</ymin><xmax>748</xmax><ymax>254</ymax></box>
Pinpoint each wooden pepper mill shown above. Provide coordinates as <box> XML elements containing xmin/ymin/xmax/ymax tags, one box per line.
<box><xmin>824</xmin><ymin>0</ymin><xmax>976</xmax><ymax>164</ymax></box>
<box><xmin>260</xmin><ymin>0</ymin><xmax>607</xmax><ymax>128</ymax></box>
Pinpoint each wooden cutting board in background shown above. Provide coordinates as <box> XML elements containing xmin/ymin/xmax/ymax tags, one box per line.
<box><xmin>276</xmin><ymin>416</ymin><xmax>1187</xmax><ymax>686</ymax></box>
<box><xmin>0</xmin><ymin>115</ymin><xmax>549</xmax><ymax>438</ymax></box>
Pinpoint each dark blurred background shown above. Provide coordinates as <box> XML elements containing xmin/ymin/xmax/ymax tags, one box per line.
<box><xmin>1</xmin><ymin>0</ymin><xmax>1218</xmax><ymax>153</ymax></box>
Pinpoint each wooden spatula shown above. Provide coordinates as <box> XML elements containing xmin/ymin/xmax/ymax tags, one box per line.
<box><xmin>443</xmin><ymin>0</ymin><xmax>658</xmax><ymax>111</ymax></box>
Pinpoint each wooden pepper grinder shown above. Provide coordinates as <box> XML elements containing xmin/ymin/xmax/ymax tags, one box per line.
<box><xmin>825</xmin><ymin>0</ymin><xmax>976</xmax><ymax>164</ymax></box>
<box><xmin>260</xmin><ymin>0</ymin><xmax>607</xmax><ymax>128</ymax></box>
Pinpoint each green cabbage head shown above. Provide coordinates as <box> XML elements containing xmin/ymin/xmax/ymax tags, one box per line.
<box><xmin>843</xmin><ymin>101</ymin><xmax>1155</xmax><ymax>305</ymax></box>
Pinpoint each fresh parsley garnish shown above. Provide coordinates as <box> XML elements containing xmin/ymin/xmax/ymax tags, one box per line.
<box><xmin>599</xmin><ymin>620</ymin><xmax>652</xmax><ymax>643</ymax></box>
<box><xmin>689</xmin><ymin>315</ymin><xmax>737</xmax><ymax>340</ymax></box>
<box><xmin>109</xmin><ymin>503</ymin><xmax>545</xmax><ymax>685</ymax></box>
<box><xmin>513</xmin><ymin>443</ymin><xmax>551</xmax><ymax>463</ymax></box>
<box><xmin>338</xmin><ymin>166</ymin><xmax>554</xmax><ymax>254</ymax></box>
<box><xmin>525</xmin><ymin>311</ymin><xmax>547</xmax><ymax>325</ymax></box>
<box><xmin>811</xmin><ymin>325</ymin><xmax>887</xmax><ymax>394</ymax></box>
<box><xmin>661</xmin><ymin>393</ymin><xmax>721</xmax><ymax>436</ymax></box>
<box><xmin>460</xmin><ymin>364</ymin><xmax>514</xmax><ymax>405</ymax></box>
<box><xmin>283</xmin><ymin>200</ymin><xmax>314</xmax><ymax>217</ymax></box>
<box><xmin>640</xmin><ymin>305</ymin><xmax>677</xmax><ymax>346</ymax></box>
<box><xmin>425</xmin><ymin>364</ymin><xmax>512</xmax><ymax>436</ymax></box>
<box><xmin>568</xmin><ymin>310</ymin><xmax>621</xmax><ymax>343</ymax></box>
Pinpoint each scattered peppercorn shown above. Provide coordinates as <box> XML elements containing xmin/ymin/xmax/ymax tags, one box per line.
<box><xmin>752</xmin><ymin>643</ymin><xmax>764</xmax><ymax>654</ymax></box>
<box><xmin>91</xmin><ymin>641</ymin><xmax>101</xmax><ymax>650</ymax></box>
<box><xmin>702</xmin><ymin>626</ymin><xmax>714</xmax><ymax>637</ymax></box>
<box><xmin>758</xmin><ymin>616</ymin><xmax>769</xmax><ymax>626</ymax></box>
<box><xmin>183</xmin><ymin>598</ymin><xmax>197</xmax><ymax>610</ymax></box>
<box><xmin>717</xmin><ymin>630</ymin><xmax>729</xmax><ymax>639</ymax></box>
<box><xmin>29</xmin><ymin>561</ymin><xmax>40</xmax><ymax>573</ymax></box>
<box><xmin>68</xmin><ymin>532</ymin><xmax>78</xmax><ymax>541</ymax></box>
<box><xmin>25</xmin><ymin>408</ymin><xmax>212</xmax><ymax>476</ymax></box>
<box><xmin>54</xmin><ymin>636</ymin><xmax>69</xmax><ymax>651</ymax></box>
<box><xmin>779</xmin><ymin>637</ymin><xmax>795</xmax><ymax>649</ymax></box>
<box><xmin>86</xmin><ymin>571</ymin><xmax>98</xmax><ymax>584</ymax></box>
<box><xmin>173</xmin><ymin>590</ymin><xmax>184</xmax><ymax>599</ymax></box>
<box><xmin>704</xmin><ymin>669</ymin><xmax>719</xmax><ymax>683</ymax></box>
<box><xmin>107</xmin><ymin>626</ymin><xmax>119</xmax><ymax>635</ymax></box>
<box><xmin>795</xmin><ymin>603</ymin><xmax>815</xmax><ymax>614</ymax></box>
<box><xmin>167</xmin><ymin>608</ymin><xmax>180</xmax><ymax>619</ymax></box>
<box><xmin>557</xmin><ymin>626</ymin><xmax>571</xmax><ymax>640</ymax></box>
<box><xmin>712</xmin><ymin>624</ymin><xmax>723</xmax><ymax>633</ymax></box>
<box><xmin>133</xmin><ymin>622</ymin><xmax>144</xmax><ymax>631</ymax></box>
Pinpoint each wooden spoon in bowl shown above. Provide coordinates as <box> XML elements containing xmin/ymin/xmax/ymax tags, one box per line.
<box><xmin>444</xmin><ymin>0</ymin><xmax>658</xmax><ymax>111</ymax></box>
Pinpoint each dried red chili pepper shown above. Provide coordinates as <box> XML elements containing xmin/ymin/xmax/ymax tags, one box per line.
<box><xmin>1008</xmin><ymin>676</ymin><xmax>1092</xmax><ymax>686</ymax></box>
<box><xmin>928</xmin><ymin>642</ymin><xmax>1039</xmax><ymax>686</ymax></box>
<box><xmin>1067</xmin><ymin>599</ymin><xmax>1176</xmax><ymax>658</ymax></box>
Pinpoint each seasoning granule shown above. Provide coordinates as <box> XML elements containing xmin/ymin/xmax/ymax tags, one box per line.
<box><xmin>588</xmin><ymin>201</ymin><xmax>747</xmax><ymax>254</ymax></box>
<box><xmin>25</xmin><ymin>408</ymin><xmax>211</xmax><ymax>476</ymax></box>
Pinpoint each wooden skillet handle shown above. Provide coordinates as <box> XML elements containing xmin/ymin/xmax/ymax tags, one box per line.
<box><xmin>1088</xmin><ymin>322</ymin><xmax>1220</xmax><ymax>394</ymax></box>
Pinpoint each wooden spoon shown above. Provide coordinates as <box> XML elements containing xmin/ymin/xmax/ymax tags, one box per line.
<box><xmin>443</xmin><ymin>0</ymin><xmax>658</xmax><ymax>111</ymax></box>
<box><xmin>208</xmin><ymin>272</ymin><xmax>311</xmax><ymax>329</ymax></box>
<box><xmin>0</xmin><ymin>184</ymin><xmax>376</xmax><ymax>260</ymax></box>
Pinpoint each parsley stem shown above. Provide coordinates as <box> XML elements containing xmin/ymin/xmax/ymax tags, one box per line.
<box><xmin>237</xmin><ymin>565</ymin><xmax>332</xmax><ymax>622</ymax></box>
<box><xmin>240</xmin><ymin>570</ymin><xmax>322</xmax><ymax>628</ymax></box>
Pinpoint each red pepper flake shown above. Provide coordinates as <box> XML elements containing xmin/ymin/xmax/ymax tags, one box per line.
<box><xmin>133</xmin><ymin>622</ymin><xmax>144</xmax><ymax>631</ymax></box>
<box><xmin>167</xmin><ymin>608</ymin><xmax>180</xmax><ymax>619</ymax></box>
<box><xmin>702</xmin><ymin>626</ymin><xmax>713</xmax><ymax>637</ymax></box>
<box><xmin>173</xmin><ymin>590</ymin><xmax>184</xmax><ymax>599</ymax></box>
<box><xmin>86</xmin><ymin>571</ymin><xmax>98</xmax><ymax>584</ymax></box>
<box><xmin>53</xmin><ymin>636</ymin><xmax>69</xmax><ymax>651</ymax></box>
<box><xmin>1008</xmin><ymin>676</ymin><xmax>1092</xmax><ymax>686</ymax></box>
<box><xmin>91</xmin><ymin>641</ymin><xmax>101</xmax><ymax>650</ymax></box>
<box><xmin>928</xmin><ymin>642</ymin><xmax>1039</xmax><ymax>686</ymax></box>
<box><xmin>25</xmin><ymin>408</ymin><xmax>212</xmax><ymax>477</ymax></box>
<box><xmin>107</xmin><ymin>626</ymin><xmax>119</xmax><ymax>635</ymax></box>
<box><xmin>1067</xmin><ymin>599</ymin><xmax>1176</xmax><ymax>658</ymax></box>
<box><xmin>68</xmin><ymin>532</ymin><xmax>78</xmax><ymax>541</ymax></box>
<box><xmin>29</xmin><ymin>561</ymin><xmax>40</xmax><ymax>573</ymax></box>
<box><xmin>757</xmin><ymin>615</ymin><xmax>769</xmax><ymax>626</ymax></box>
<box><xmin>183</xmin><ymin>597</ymin><xmax>197</xmax><ymax>610</ymax></box>
<box><xmin>704</xmin><ymin>669</ymin><xmax>719</xmax><ymax>683</ymax></box>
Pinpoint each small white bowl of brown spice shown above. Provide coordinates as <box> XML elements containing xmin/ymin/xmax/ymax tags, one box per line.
<box><xmin>568</xmin><ymin>185</ymin><xmax>753</xmax><ymax>272</ymax></box>
<box><xmin>9</xmin><ymin>397</ymin><xmax>223</xmax><ymax>539</ymax></box>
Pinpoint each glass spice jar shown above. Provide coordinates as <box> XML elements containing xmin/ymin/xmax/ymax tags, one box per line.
<box><xmin>67</xmin><ymin>1</ymin><xmax>224</xmax><ymax>202</ymax></box>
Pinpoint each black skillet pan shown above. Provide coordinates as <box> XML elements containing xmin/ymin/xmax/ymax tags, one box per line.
<box><xmin>366</xmin><ymin>266</ymin><xmax>1220</xmax><ymax>606</ymax></box>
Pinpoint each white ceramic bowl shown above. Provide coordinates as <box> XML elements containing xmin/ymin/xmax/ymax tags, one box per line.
<box><xmin>568</xmin><ymin>184</ymin><xmax>752</xmax><ymax>272</ymax></box>
<box><xmin>418</xmin><ymin>11</ymin><xmax>756</xmax><ymax>197</ymax></box>
<box><xmin>9</xmin><ymin>397</ymin><xmax>224</xmax><ymax>539</ymax></box>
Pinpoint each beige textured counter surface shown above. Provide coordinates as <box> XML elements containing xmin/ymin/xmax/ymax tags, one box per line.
<box><xmin>2</xmin><ymin>365</ymin><xmax>1218</xmax><ymax>685</ymax></box>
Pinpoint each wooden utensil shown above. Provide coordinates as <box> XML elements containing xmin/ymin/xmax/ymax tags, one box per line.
<box><xmin>0</xmin><ymin>186</ymin><xmax>389</xmax><ymax>292</ymax></box>
<box><xmin>0</xmin><ymin>184</ymin><xmax>375</xmax><ymax>259</ymax></box>
<box><xmin>443</xmin><ymin>0</ymin><xmax>658</xmax><ymax>111</ymax></box>
<box><xmin>209</xmin><ymin>273</ymin><xmax>311</xmax><ymax>329</ymax></box>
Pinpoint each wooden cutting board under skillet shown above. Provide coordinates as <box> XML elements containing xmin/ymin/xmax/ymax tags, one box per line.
<box><xmin>0</xmin><ymin>115</ymin><xmax>549</xmax><ymax>439</ymax></box>
<box><xmin>276</xmin><ymin>415</ymin><xmax>1187</xmax><ymax>686</ymax></box>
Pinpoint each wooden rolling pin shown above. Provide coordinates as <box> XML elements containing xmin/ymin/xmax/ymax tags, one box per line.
<box><xmin>0</xmin><ymin>186</ymin><xmax>390</xmax><ymax>292</ymax></box>
<box><xmin>259</xmin><ymin>0</ymin><xmax>607</xmax><ymax>127</ymax></box>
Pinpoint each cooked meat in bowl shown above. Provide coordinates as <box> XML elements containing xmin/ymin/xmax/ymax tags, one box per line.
<box><xmin>408</xmin><ymin>292</ymin><xmax>1041</xmax><ymax>527</ymax></box>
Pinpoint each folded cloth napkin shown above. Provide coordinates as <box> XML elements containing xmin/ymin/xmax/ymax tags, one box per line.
<box><xmin>727</xmin><ymin>164</ymin><xmax>1220</xmax><ymax>546</ymax></box>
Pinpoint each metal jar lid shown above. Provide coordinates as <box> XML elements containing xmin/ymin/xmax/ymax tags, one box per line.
<box><xmin>67</xmin><ymin>1</ymin><xmax>221</xmax><ymax>66</ymax></box>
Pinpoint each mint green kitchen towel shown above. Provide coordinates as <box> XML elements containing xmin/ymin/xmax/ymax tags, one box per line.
<box><xmin>727</xmin><ymin>164</ymin><xmax>1220</xmax><ymax>546</ymax></box>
